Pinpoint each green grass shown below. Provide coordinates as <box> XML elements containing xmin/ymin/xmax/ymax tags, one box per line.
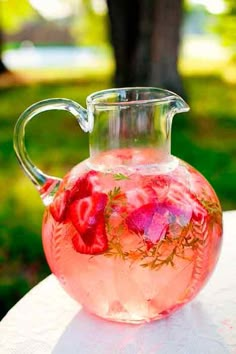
<box><xmin>0</xmin><ymin>73</ymin><xmax>236</xmax><ymax>319</ymax></box>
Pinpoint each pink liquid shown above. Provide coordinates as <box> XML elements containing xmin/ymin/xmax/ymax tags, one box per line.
<box><xmin>42</xmin><ymin>148</ymin><xmax>222</xmax><ymax>323</ymax></box>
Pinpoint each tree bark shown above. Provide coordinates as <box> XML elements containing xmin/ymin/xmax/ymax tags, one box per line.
<box><xmin>149</xmin><ymin>0</ymin><xmax>183</xmax><ymax>94</ymax></box>
<box><xmin>0</xmin><ymin>57</ymin><xmax>7</xmax><ymax>74</ymax></box>
<box><xmin>0</xmin><ymin>5</ymin><xmax>8</xmax><ymax>74</ymax></box>
<box><xmin>107</xmin><ymin>0</ymin><xmax>184</xmax><ymax>95</ymax></box>
<box><xmin>106</xmin><ymin>0</ymin><xmax>141</xmax><ymax>86</ymax></box>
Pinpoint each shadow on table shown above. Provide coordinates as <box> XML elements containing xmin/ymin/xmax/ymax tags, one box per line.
<box><xmin>52</xmin><ymin>300</ymin><xmax>229</xmax><ymax>354</ymax></box>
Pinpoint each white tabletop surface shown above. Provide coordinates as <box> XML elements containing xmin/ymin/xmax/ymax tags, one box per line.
<box><xmin>1</xmin><ymin>211</ymin><xmax>236</xmax><ymax>354</ymax></box>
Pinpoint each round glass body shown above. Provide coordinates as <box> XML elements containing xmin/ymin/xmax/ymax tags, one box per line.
<box><xmin>42</xmin><ymin>148</ymin><xmax>222</xmax><ymax>323</ymax></box>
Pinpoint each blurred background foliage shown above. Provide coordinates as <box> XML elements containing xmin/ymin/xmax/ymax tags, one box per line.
<box><xmin>0</xmin><ymin>0</ymin><xmax>236</xmax><ymax>319</ymax></box>
<box><xmin>214</xmin><ymin>0</ymin><xmax>236</xmax><ymax>53</ymax></box>
<box><xmin>1</xmin><ymin>0</ymin><xmax>36</xmax><ymax>32</ymax></box>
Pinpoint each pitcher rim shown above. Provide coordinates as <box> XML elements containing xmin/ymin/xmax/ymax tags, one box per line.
<box><xmin>87</xmin><ymin>87</ymin><xmax>182</xmax><ymax>107</ymax></box>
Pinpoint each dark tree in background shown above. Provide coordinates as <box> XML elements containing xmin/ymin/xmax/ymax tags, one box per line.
<box><xmin>0</xmin><ymin>28</ymin><xmax>8</xmax><ymax>74</ymax></box>
<box><xmin>0</xmin><ymin>7</ymin><xmax>8</xmax><ymax>74</ymax></box>
<box><xmin>107</xmin><ymin>0</ymin><xmax>184</xmax><ymax>95</ymax></box>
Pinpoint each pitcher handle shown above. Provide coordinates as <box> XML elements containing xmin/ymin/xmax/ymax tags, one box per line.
<box><xmin>13</xmin><ymin>98</ymin><xmax>90</xmax><ymax>205</ymax></box>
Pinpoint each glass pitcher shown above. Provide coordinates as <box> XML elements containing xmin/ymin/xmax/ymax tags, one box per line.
<box><xmin>14</xmin><ymin>87</ymin><xmax>222</xmax><ymax>323</ymax></box>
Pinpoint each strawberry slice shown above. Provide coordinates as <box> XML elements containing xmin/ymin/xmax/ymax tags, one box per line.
<box><xmin>49</xmin><ymin>171</ymin><xmax>100</xmax><ymax>223</ymax></box>
<box><xmin>146</xmin><ymin>209</ymin><xmax>169</xmax><ymax>243</ymax></box>
<box><xmin>49</xmin><ymin>189</ymin><xmax>70</xmax><ymax>222</ymax></box>
<box><xmin>72</xmin><ymin>221</ymin><xmax>108</xmax><ymax>254</ymax></box>
<box><xmin>69</xmin><ymin>171</ymin><xmax>100</xmax><ymax>202</ymax></box>
<box><xmin>126</xmin><ymin>203</ymin><xmax>157</xmax><ymax>235</ymax></box>
<box><xmin>49</xmin><ymin>170</ymin><xmax>108</xmax><ymax>254</ymax></box>
<box><xmin>69</xmin><ymin>192</ymin><xmax>108</xmax><ymax>234</ymax></box>
<box><xmin>126</xmin><ymin>203</ymin><xmax>170</xmax><ymax>247</ymax></box>
<box><xmin>69</xmin><ymin>192</ymin><xmax>108</xmax><ymax>254</ymax></box>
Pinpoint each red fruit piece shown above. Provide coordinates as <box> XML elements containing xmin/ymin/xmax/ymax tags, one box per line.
<box><xmin>49</xmin><ymin>171</ymin><xmax>100</xmax><ymax>223</ymax></box>
<box><xmin>69</xmin><ymin>192</ymin><xmax>108</xmax><ymax>234</ymax></box>
<box><xmin>126</xmin><ymin>187</ymin><xmax>155</xmax><ymax>210</ymax></box>
<box><xmin>72</xmin><ymin>221</ymin><xmax>108</xmax><ymax>255</ymax></box>
<box><xmin>126</xmin><ymin>203</ymin><xmax>157</xmax><ymax>235</ymax></box>
<box><xmin>147</xmin><ymin>175</ymin><xmax>170</xmax><ymax>201</ymax></box>
<box><xmin>126</xmin><ymin>203</ymin><xmax>170</xmax><ymax>246</ymax></box>
<box><xmin>146</xmin><ymin>210</ymin><xmax>169</xmax><ymax>243</ymax></box>
<box><xmin>49</xmin><ymin>189</ymin><xmax>70</xmax><ymax>222</ymax></box>
<box><xmin>70</xmin><ymin>171</ymin><xmax>100</xmax><ymax>202</ymax></box>
<box><xmin>145</xmin><ymin>239</ymin><xmax>154</xmax><ymax>251</ymax></box>
<box><xmin>40</xmin><ymin>178</ymin><xmax>59</xmax><ymax>197</ymax></box>
<box><xmin>161</xmin><ymin>200</ymin><xmax>192</xmax><ymax>227</ymax></box>
<box><xmin>69</xmin><ymin>192</ymin><xmax>108</xmax><ymax>254</ymax></box>
<box><xmin>188</xmin><ymin>193</ymin><xmax>208</xmax><ymax>222</ymax></box>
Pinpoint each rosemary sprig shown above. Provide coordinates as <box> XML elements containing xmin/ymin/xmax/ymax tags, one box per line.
<box><xmin>103</xmin><ymin>188</ymin><xmax>222</xmax><ymax>272</ymax></box>
<box><xmin>104</xmin><ymin>218</ymin><xmax>203</xmax><ymax>271</ymax></box>
<box><xmin>105</xmin><ymin>186</ymin><xmax>126</xmax><ymax>215</ymax></box>
<box><xmin>105</xmin><ymin>186</ymin><xmax>127</xmax><ymax>234</ymax></box>
<box><xmin>200</xmin><ymin>198</ymin><xmax>222</xmax><ymax>225</ymax></box>
<box><xmin>105</xmin><ymin>237</ymin><xmax>127</xmax><ymax>260</ymax></box>
<box><xmin>113</xmin><ymin>173</ymin><xmax>130</xmax><ymax>181</ymax></box>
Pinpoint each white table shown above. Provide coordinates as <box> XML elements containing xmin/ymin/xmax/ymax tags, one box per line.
<box><xmin>1</xmin><ymin>211</ymin><xmax>236</xmax><ymax>354</ymax></box>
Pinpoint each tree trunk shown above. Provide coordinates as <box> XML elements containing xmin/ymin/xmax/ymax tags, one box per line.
<box><xmin>0</xmin><ymin>5</ymin><xmax>8</xmax><ymax>74</ymax></box>
<box><xmin>149</xmin><ymin>0</ymin><xmax>183</xmax><ymax>94</ymax></box>
<box><xmin>107</xmin><ymin>0</ymin><xmax>183</xmax><ymax>95</ymax></box>
<box><xmin>106</xmin><ymin>0</ymin><xmax>141</xmax><ymax>87</ymax></box>
<box><xmin>0</xmin><ymin>58</ymin><xmax>7</xmax><ymax>74</ymax></box>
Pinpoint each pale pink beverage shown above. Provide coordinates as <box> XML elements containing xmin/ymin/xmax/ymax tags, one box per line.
<box><xmin>42</xmin><ymin>148</ymin><xmax>222</xmax><ymax>323</ymax></box>
<box><xmin>14</xmin><ymin>87</ymin><xmax>223</xmax><ymax>323</ymax></box>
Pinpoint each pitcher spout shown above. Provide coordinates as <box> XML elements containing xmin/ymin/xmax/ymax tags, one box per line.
<box><xmin>171</xmin><ymin>94</ymin><xmax>190</xmax><ymax>114</ymax></box>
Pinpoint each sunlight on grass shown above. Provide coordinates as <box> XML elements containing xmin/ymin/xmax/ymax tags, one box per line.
<box><xmin>16</xmin><ymin>61</ymin><xmax>114</xmax><ymax>82</ymax></box>
<box><xmin>179</xmin><ymin>57</ymin><xmax>227</xmax><ymax>76</ymax></box>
